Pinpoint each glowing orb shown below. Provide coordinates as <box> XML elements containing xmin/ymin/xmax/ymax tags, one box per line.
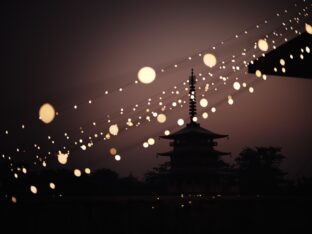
<box><xmin>11</xmin><ymin>196</ymin><xmax>17</xmax><ymax>203</ymax></box>
<box><xmin>192</xmin><ymin>117</ymin><xmax>198</xmax><ymax>122</ymax></box>
<box><xmin>203</xmin><ymin>53</ymin><xmax>217</xmax><ymax>68</ymax></box>
<box><xmin>177</xmin><ymin>118</ymin><xmax>184</xmax><ymax>126</ymax></box>
<box><xmin>262</xmin><ymin>74</ymin><xmax>267</xmax><ymax>80</ymax></box>
<box><xmin>199</xmin><ymin>98</ymin><xmax>208</xmax><ymax>108</ymax></box>
<box><xmin>249</xmin><ymin>87</ymin><xmax>254</xmax><ymax>93</ymax></box>
<box><xmin>202</xmin><ymin>112</ymin><xmax>208</xmax><ymax>119</ymax></box>
<box><xmin>39</xmin><ymin>103</ymin><xmax>55</xmax><ymax>124</ymax></box>
<box><xmin>147</xmin><ymin>138</ymin><xmax>155</xmax><ymax>145</ymax></box>
<box><xmin>233</xmin><ymin>82</ymin><xmax>241</xmax><ymax>90</ymax></box>
<box><xmin>228</xmin><ymin>96</ymin><xmax>234</xmax><ymax>105</ymax></box>
<box><xmin>22</xmin><ymin>168</ymin><xmax>27</xmax><ymax>174</ymax></box>
<box><xmin>115</xmin><ymin>155</ymin><xmax>121</xmax><ymax>161</ymax></box>
<box><xmin>80</xmin><ymin>145</ymin><xmax>87</xmax><ymax>151</ymax></box>
<box><xmin>305</xmin><ymin>23</ymin><xmax>312</xmax><ymax>35</ymax></box>
<box><xmin>110</xmin><ymin>147</ymin><xmax>117</xmax><ymax>155</ymax></box>
<box><xmin>109</xmin><ymin>124</ymin><xmax>119</xmax><ymax>136</ymax></box>
<box><xmin>279</xmin><ymin>58</ymin><xmax>285</xmax><ymax>66</ymax></box>
<box><xmin>57</xmin><ymin>151</ymin><xmax>69</xmax><ymax>165</ymax></box>
<box><xmin>49</xmin><ymin>182</ymin><xmax>56</xmax><ymax>189</ymax></box>
<box><xmin>138</xmin><ymin>67</ymin><xmax>156</xmax><ymax>84</ymax></box>
<box><xmin>258</xmin><ymin>39</ymin><xmax>269</xmax><ymax>52</ymax></box>
<box><xmin>255</xmin><ymin>70</ymin><xmax>262</xmax><ymax>78</ymax></box>
<box><xmin>211</xmin><ymin>107</ymin><xmax>216</xmax><ymax>113</ymax></box>
<box><xmin>143</xmin><ymin>142</ymin><xmax>149</xmax><ymax>148</ymax></box>
<box><xmin>306</xmin><ymin>46</ymin><xmax>310</xmax><ymax>53</ymax></box>
<box><xmin>85</xmin><ymin>168</ymin><xmax>91</xmax><ymax>174</ymax></box>
<box><xmin>74</xmin><ymin>169</ymin><xmax>81</xmax><ymax>177</ymax></box>
<box><xmin>30</xmin><ymin>185</ymin><xmax>38</xmax><ymax>194</ymax></box>
<box><xmin>157</xmin><ymin>113</ymin><xmax>167</xmax><ymax>123</ymax></box>
<box><xmin>164</xmin><ymin>130</ymin><xmax>170</xmax><ymax>136</ymax></box>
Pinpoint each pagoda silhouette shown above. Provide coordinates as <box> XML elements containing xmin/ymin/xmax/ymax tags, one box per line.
<box><xmin>158</xmin><ymin>69</ymin><xmax>233</xmax><ymax>193</ymax></box>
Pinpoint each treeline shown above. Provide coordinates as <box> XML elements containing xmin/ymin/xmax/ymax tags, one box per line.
<box><xmin>1</xmin><ymin>147</ymin><xmax>312</xmax><ymax>199</ymax></box>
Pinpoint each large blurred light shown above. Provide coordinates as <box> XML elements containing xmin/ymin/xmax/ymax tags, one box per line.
<box><xmin>109</xmin><ymin>124</ymin><xmax>119</xmax><ymax>136</ymax></box>
<box><xmin>157</xmin><ymin>113</ymin><xmax>167</xmax><ymax>123</ymax></box>
<box><xmin>203</xmin><ymin>53</ymin><xmax>217</xmax><ymax>68</ymax></box>
<box><xmin>199</xmin><ymin>98</ymin><xmax>208</xmax><ymax>108</ymax></box>
<box><xmin>305</xmin><ymin>23</ymin><xmax>312</xmax><ymax>35</ymax></box>
<box><xmin>57</xmin><ymin>151</ymin><xmax>69</xmax><ymax>165</ymax></box>
<box><xmin>74</xmin><ymin>169</ymin><xmax>81</xmax><ymax>177</ymax></box>
<box><xmin>39</xmin><ymin>103</ymin><xmax>55</xmax><ymax>124</ymax></box>
<box><xmin>233</xmin><ymin>82</ymin><xmax>241</xmax><ymax>90</ymax></box>
<box><xmin>258</xmin><ymin>39</ymin><xmax>269</xmax><ymax>52</ymax></box>
<box><xmin>177</xmin><ymin>118</ymin><xmax>184</xmax><ymax>126</ymax></box>
<box><xmin>138</xmin><ymin>67</ymin><xmax>156</xmax><ymax>84</ymax></box>
<box><xmin>30</xmin><ymin>185</ymin><xmax>38</xmax><ymax>194</ymax></box>
<box><xmin>110</xmin><ymin>147</ymin><xmax>117</xmax><ymax>155</ymax></box>
<box><xmin>147</xmin><ymin>138</ymin><xmax>155</xmax><ymax>145</ymax></box>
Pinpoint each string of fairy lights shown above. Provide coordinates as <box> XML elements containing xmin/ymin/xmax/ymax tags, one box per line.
<box><xmin>1</xmin><ymin>0</ymin><xmax>311</xmax><ymax>203</ymax></box>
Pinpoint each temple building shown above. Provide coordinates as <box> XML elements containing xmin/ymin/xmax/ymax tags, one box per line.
<box><xmin>158</xmin><ymin>69</ymin><xmax>233</xmax><ymax>193</ymax></box>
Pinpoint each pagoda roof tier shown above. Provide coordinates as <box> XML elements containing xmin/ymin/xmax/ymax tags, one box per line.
<box><xmin>160</xmin><ymin>122</ymin><xmax>228</xmax><ymax>140</ymax></box>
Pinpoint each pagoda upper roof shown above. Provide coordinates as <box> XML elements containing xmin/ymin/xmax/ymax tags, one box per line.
<box><xmin>160</xmin><ymin>122</ymin><xmax>228</xmax><ymax>140</ymax></box>
<box><xmin>157</xmin><ymin>149</ymin><xmax>230</xmax><ymax>157</ymax></box>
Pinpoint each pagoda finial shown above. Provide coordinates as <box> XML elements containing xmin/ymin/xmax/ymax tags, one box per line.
<box><xmin>189</xmin><ymin>69</ymin><xmax>197</xmax><ymax>123</ymax></box>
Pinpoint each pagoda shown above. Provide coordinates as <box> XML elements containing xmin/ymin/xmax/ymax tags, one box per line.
<box><xmin>158</xmin><ymin>69</ymin><xmax>232</xmax><ymax>193</ymax></box>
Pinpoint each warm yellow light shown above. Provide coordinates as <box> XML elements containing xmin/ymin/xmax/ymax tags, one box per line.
<box><xmin>306</xmin><ymin>46</ymin><xmax>310</xmax><ymax>53</ymax></box>
<box><xmin>147</xmin><ymin>138</ymin><xmax>155</xmax><ymax>145</ymax></box>
<box><xmin>203</xmin><ymin>53</ymin><xmax>217</xmax><ymax>68</ymax></box>
<box><xmin>164</xmin><ymin>130</ymin><xmax>170</xmax><ymax>135</ymax></box>
<box><xmin>202</xmin><ymin>112</ymin><xmax>208</xmax><ymax>119</ymax></box>
<box><xmin>138</xmin><ymin>67</ymin><xmax>156</xmax><ymax>84</ymax></box>
<box><xmin>109</xmin><ymin>124</ymin><xmax>119</xmax><ymax>136</ymax></box>
<box><xmin>85</xmin><ymin>168</ymin><xmax>91</xmax><ymax>174</ymax></box>
<box><xmin>262</xmin><ymin>74</ymin><xmax>267</xmax><ymax>80</ymax></box>
<box><xmin>30</xmin><ymin>185</ymin><xmax>38</xmax><ymax>194</ymax></box>
<box><xmin>199</xmin><ymin>98</ymin><xmax>208</xmax><ymax>108</ymax></box>
<box><xmin>177</xmin><ymin>118</ymin><xmax>184</xmax><ymax>126</ymax></box>
<box><xmin>11</xmin><ymin>196</ymin><xmax>17</xmax><ymax>203</ymax></box>
<box><xmin>39</xmin><ymin>103</ymin><xmax>56</xmax><ymax>124</ymax></box>
<box><xmin>49</xmin><ymin>182</ymin><xmax>56</xmax><ymax>189</ymax></box>
<box><xmin>57</xmin><ymin>151</ymin><xmax>69</xmax><ymax>165</ymax></box>
<box><xmin>249</xmin><ymin>87</ymin><xmax>254</xmax><ymax>93</ymax></box>
<box><xmin>258</xmin><ymin>39</ymin><xmax>269</xmax><ymax>52</ymax></box>
<box><xmin>305</xmin><ymin>23</ymin><xmax>312</xmax><ymax>35</ymax></box>
<box><xmin>192</xmin><ymin>117</ymin><xmax>198</xmax><ymax>122</ymax></box>
<box><xmin>73</xmin><ymin>169</ymin><xmax>81</xmax><ymax>177</ymax></box>
<box><xmin>255</xmin><ymin>70</ymin><xmax>262</xmax><ymax>78</ymax></box>
<box><xmin>233</xmin><ymin>82</ymin><xmax>241</xmax><ymax>90</ymax></box>
<box><xmin>110</xmin><ymin>147</ymin><xmax>117</xmax><ymax>155</ymax></box>
<box><xmin>115</xmin><ymin>155</ymin><xmax>121</xmax><ymax>161</ymax></box>
<box><xmin>228</xmin><ymin>96</ymin><xmax>234</xmax><ymax>105</ymax></box>
<box><xmin>143</xmin><ymin>142</ymin><xmax>149</xmax><ymax>148</ymax></box>
<box><xmin>211</xmin><ymin>107</ymin><xmax>216</xmax><ymax>113</ymax></box>
<box><xmin>279</xmin><ymin>59</ymin><xmax>285</xmax><ymax>66</ymax></box>
<box><xmin>157</xmin><ymin>113</ymin><xmax>167</xmax><ymax>123</ymax></box>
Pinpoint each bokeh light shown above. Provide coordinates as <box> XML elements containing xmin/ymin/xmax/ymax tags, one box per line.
<box><xmin>164</xmin><ymin>130</ymin><xmax>170</xmax><ymax>135</ymax></box>
<box><xmin>147</xmin><ymin>138</ymin><xmax>155</xmax><ymax>145</ymax></box>
<box><xmin>143</xmin><ymin>142</ymin><xmax>149</xmax><ymax>148</ymax></box>
<box><xmin>57</xmin><ymin>151</ymin><xmax>69</xmax><ymax>165</ymax></box>
<box><xmin>249</xmin><ymin>87</ymin><xmax>254</xmax><ymax>93</ymax></box>
<box><xmin>109</xmin><ymin>124</ymin><xmax>119</xmax><ymax>136</ymax></box>
<box><xmin>49</xmin><ymin>182</ymin><xmax>56</xmax><ymax>189</ymax></box>
<box><xmin>138</xmin><ymin>67</ymin><xmax>156</xmax><ymax>84</ymax></box>
<box><xmin>228</xmin><ymin>96</ymin><xmax>234</xmax><ymax>105</ymax></box>
<box><xmin>203</xmin><ymin>53</ymin><xmax>217</xmax><ymax>68</ymax></box>
<box><xmin>85</xmin><ymin>168</ymin><xmax>91</xmax><ymax>174</ymax></box>
<box><xmin>305</xmin><ymin>23</ymin><xmax>312</xmax><ymax>35</ymax></box>
<box><xmin>199</xmin><ymin>98</ymin><xmax>208</xmax><ymax>108</ymax></box>
<box><xmin>233</xmin><ymin>82</ymin><xmax>241</xmax><ymax>90</ymax></box>
<box><xmin>115</xmin><ymin>155</ymin><xmax>121</xmax><ymax>161</ymax></box>
<box><xmin>255</xmin><ymin>70</ymin><xmax>262</xmax><ymax>78</ymax></box>
<box><xmin>30</xmin><ymin>185</ymin><xmax>38</xmax><ymax>194</ymax></box>
<box><xmin>177</xmin><ymin>118</ymin><xmax>184</xmax><ymax>126</ymax></box>
<box><xmin>157</xmin><ymin>113</ymin><xmax>167</xmax><ymax>123</ymax></box>
<box><xmin>202</xmin><ymin>112</ymin><xmax>208</xmax><ymax>119</ymax></box>
<box><xmin>258</xmin><ymin>39</ymin><xmax>269</xmax><ymax>51</ymax></box>
<box><xmin>74</xmin><ymin>169</ymin><xmax>81</xmax><ymax>177</ymax></box>
<box><xmin>39</xmin><ymin>103</ymin><xmax>56</xmax><ymax>124</ymax></box>
<box><xmin>110</xmin><ymin>147</ymin><xmax>117</xmax><ymax>155</ymax></box>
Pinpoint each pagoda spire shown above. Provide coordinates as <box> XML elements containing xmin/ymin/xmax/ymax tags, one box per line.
<box><xmin>189</xmin><ymin>69</ymin><xmax>197</xmax><ymax>123</ymax></box>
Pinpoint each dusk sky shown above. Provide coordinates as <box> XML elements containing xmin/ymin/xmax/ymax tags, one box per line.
<box><xmin>1</xmin><ymin>0</ymin><xmax>311</xmax><ymax>179</ymax></box>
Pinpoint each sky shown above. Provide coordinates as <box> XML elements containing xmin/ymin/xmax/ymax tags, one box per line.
<box><xmin>1</xmin><ymin>0</ymin><xmax>311</xmax><ymax>179</ymax></box>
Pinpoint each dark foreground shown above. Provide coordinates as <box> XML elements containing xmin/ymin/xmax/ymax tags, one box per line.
<box><xmin>1</xmin><ymin>195</ymin><xmax>311</xmax><ymax>234</ymax></box>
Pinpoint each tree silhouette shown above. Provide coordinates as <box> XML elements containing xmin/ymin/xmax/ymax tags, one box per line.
<box><xmin>235</xmin><ymin>147</ymin><xmax>286</xmax><ymax>194</ymax></box>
